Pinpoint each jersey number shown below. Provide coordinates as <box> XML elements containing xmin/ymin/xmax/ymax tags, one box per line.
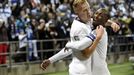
<box><xmin>74</xmin><ymin>36</ymin><xmax>79</xmax><ymax>41</ymax></box>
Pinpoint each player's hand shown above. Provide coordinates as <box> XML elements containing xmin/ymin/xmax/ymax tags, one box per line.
<box><xmin>96</xmin><ymin>25</ymin><xmax>104</xmax><ymax>40</ymax></box>
<box><xmin>108</xmin><ymin>20</ymin><xmax>120</xmax><ymax>32</ymax></box>
<box><xmin>40</xmin><ymin>59</ymin><xmax>51</xmax><ymax>70</ymax></box>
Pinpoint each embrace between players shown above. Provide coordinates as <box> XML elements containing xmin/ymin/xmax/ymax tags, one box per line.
<box><xmin>41</xmin><ymin>0</ymin><xmax>120</xmax><ymax>75</ymax></box>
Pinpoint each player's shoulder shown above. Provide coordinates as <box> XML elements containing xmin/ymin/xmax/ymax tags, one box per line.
<box><xmin>71</xmin><ymin>19</ymin><xmax>85</xmax><ymax>28</ymax></box>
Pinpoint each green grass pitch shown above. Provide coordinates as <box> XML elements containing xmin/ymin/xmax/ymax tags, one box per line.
<box><xmin>45</xmin><ymin>62</ymin><xmax>134</xmax><ymax>75</ymax></box>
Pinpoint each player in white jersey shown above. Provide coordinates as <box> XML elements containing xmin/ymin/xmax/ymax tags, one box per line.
<box><xmin>91</xmin><ymin>8</ymin><xmax>111</xmax><ymax>75</ymax></box>
<box><xmin>41</xmin><ymin>0</ymin><xmax>120</xmax><ymax>75</ymax></box>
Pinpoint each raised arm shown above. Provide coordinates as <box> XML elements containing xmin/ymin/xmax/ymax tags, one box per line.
<box><xmin>106</xmin><ymin>20</ymin><xmax>120</xmax><ymax>32</ymax></box>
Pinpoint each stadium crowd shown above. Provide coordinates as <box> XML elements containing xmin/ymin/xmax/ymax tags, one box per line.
<box><xmin>0</xmin><ymin>0</ymin><xmax>134</xmax><ymax>64</ymax></box>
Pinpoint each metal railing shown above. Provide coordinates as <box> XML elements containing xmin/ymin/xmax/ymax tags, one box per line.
<box><xmin>0</xmin><ymin>35</ymin><xmax>134</xmax><ymax>71</ymax></box>
<box><xmin>0</xmin><ymin>39</ymin><xmax>68</xmax><ymax>71</ymax></box>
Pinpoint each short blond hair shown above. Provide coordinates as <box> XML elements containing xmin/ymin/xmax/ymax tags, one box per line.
<box><xmin>73</xmin><ymin>0</ymin><xmax>87</xmax><ymax>8</ymax></box>
<box><xmin>73</xmin><ymin>0</ymin><xmax>88</xmax><ymax>13</ymax></box>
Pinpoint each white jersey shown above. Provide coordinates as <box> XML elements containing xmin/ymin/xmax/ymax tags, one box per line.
<box><xmin>92</xmin><ymin>29</ymin><xmax>111</xmax><ymax>75</ymax></box>
<box><xmin>69</xmin><ymin>20</ymin><xmax>92</xmax><ymax>75</ymax></box>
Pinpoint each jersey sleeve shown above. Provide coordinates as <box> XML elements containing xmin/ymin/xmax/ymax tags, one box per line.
<box><xmin>66</xmin><ymin>31</ymin><xmax>96</xmax><ymax>51</ymax></box>
<box><xmin>49</xmin><ymin>48</ymin><xmax>72</xmax><ymax>63</ymax></box>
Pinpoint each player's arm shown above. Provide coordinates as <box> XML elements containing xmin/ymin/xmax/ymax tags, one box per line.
<box><xmin>82</xmin><ymin>25</ymin><xmax>104</xmax><ymax>58</ymax></box>
<box><xmin>105</xmin><ymin>20</ymin><xmax>120</xmax><ymax>32</ymax></box>
<box><xmin>82</xmin><ymin>37</ymin><xmax>100</xmax><ymax>58</ymax></box>
<box><xmin>65</xmin><ymin>25</ymin><xmax>104</xmax><ymax>51</ymax></box>
<box><xmin>65</xmin><ymin>33</ymin><xmax>95</xmax><ymax>51</ymax></box>
<box><xmin>41</xmin><ymin>48</ymin><xmax>72</xmax><ymax>70</ymax></box>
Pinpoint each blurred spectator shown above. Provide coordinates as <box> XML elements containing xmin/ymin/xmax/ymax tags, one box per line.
<box><xmin>37</xmin><ymin>19</ymin><xmax>55</xmax><ymax>59</ymax></box>
<box><xmin>0</xmin><ymin>4</ymin><xmax>12</xmax><ymax>25</ymax></box>
<box><xmin>13</xmin><ymin>29</ymin><xmax>27</xmax><ymax>62</ymax></box>
<box><xmin>46</xmin><ymin>11</ymin><xmax>59</xmax><ymax>28</ymax></box>
<box><xmin>8</xmin><ymin>16</ymin><xmax>18</xmax><ymax>41</ymax></box>
<box><xmin>25</xmin><ymin>24</ymin><xmax>39</xmax><ymax>61</ymax></box>
<box><xmin>56</xmin><ymin>0</ymin><xmax>71</xmax><ymax>21</ymax></box>
<box><xmin>25</xmin><ymin>24</ymin><xmax>34</xmax><ymax>61</ymax></box>
<box><xmin>51</xmin><ymin>0</ymin><xmax>60</xmax><ymax>11</ymax></box>
<box><xmin>30</xmin><ymin>18</ymin><xmax>39</xmax><ymax>39</ymax></box>
<box><xmin>30</xmin><ymin>0</ymin><xmax>40</xmax><ymax>8</ymax></box>
<box><xmin>9</xmin><ymin>0</ymin><xmax>21</xmax><ymax>17</ymax></box>
<box><xmin>0</xmin><ymin>19</ymin><xmax>8</xmax><ymax>64</ymax></box>
<box><xmin>55</xmin><ymin>19</ymin><xmax>71</xmax><ymax>48</ymax></box>
<box><xmin>39</xmin><ymin>4</ymin><xmax>49</xmax><ymax>22</ymax></box>
<box><xmin>8</xmin><ymin>16</ymin><xmax>19</xmax><ymax>58</ymax></box>
<box><xmin>15</xmin><ymin>9</ymin><xmax>29</xmax><ymax>34</ymax></box>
